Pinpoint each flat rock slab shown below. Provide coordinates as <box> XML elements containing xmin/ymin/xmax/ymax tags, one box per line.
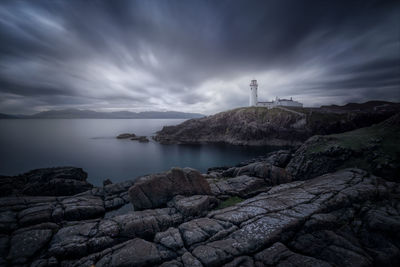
<box><xmin>207</xmin><ymin>175</ymin><xmax>268</xmax><ymax>198</ymax></box>
<box><xmin>191</xmin><ymin>169</ymin><xmax>399</xmax><ymax>266</ymax></box>
<box><xmin>171</xmin><ymin>195</ymin><xmax>219</xmax><ymax>218</ymax></box>
<box><xmin>48</xmin><ymin>207</ymin><xmax>183</xmax><ymax>259</ymax></box>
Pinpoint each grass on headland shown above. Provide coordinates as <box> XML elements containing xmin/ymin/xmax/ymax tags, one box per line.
<box><xmin>307</xmin><ymin>124</ymin><xmax>400</xmax><ymax>157</ymax></box>
<box><xmin>304</xmin><ymin>123</ymin><xmax>400</xmax><ymax>178</ymax></box>
<box><xmin>216</xmin><ymin>196</ymin><xmax>244</xmax><ymax>210</ymax></box>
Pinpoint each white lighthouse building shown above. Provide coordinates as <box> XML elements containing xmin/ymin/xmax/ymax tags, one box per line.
<box><xmin>249</xmin><ymin>79</ymin><xmax>303</xmax><ymax>108</ymax></box>
<box><xmin>249</xmin><ymin>79</ymin><xmax>258</xmax><ymax>106</ymax></box>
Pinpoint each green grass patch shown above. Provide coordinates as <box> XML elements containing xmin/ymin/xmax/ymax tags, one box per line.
<box><xmin>306</xmin><ymin>125</ymin><xmax>400</xmax><ymax>155</ymax></box>
<box><xmin>216</xmin><ymin>196</ymin><xmax>244</xmax><ymax>209</ymax></box>
<box><xmin>332</xmin><ymin>125</ymin><xmax>399</xmax><ymax>153</ymax></box>
<box><xmin>304</xmin><ymin>124</ymin><xmax>400</xmax><ymax>175</ymax></box>
<box><xmin>307</xmin><ymin>111</ymin><xmax>348</xmax><ymax>125</ymax></box>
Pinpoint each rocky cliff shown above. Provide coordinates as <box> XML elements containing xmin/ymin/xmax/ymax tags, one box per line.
<box><xmin>286</xmin><ymin>113</ymin><xmax>400</xmax><ymax>181</ymax></box>
<box><xmin>154</xmin><ymin>102</ymin><xmax>400</xmax><ymax>146</ymax></box>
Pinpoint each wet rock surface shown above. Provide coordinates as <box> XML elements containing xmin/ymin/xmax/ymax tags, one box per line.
<box><xmin>1</xmin><ymin>166</ymin><xmax>399</xmax><ymax>266</ymax></box>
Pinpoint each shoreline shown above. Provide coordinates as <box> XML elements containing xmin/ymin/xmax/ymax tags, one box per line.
<box><xmin>0</xmin><ymin>113</ymin><xmax>399</xmax><ymax>266</ymax></box>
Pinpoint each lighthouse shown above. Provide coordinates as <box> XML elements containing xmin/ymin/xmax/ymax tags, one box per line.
<box><xmin>249</xmin><ymin>79</ymin><xmax>258</xmax><ymax>106</ymax></box>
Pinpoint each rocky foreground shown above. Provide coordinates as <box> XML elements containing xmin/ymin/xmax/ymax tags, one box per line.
<box><xmin>154</xmin><ymin>101</ymin><xmax>400</xmax><ymax>146</ymax></box>
<box><xmin>1</xmin><ymin>113</ymin><xmax>399</xmax><ymax>267</ymax></box>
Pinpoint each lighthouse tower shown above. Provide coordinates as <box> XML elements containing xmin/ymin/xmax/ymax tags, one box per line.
<box><xmin>249</xmin><ymin>79</ymin><xmax>258</xmax><ymax>106</ymax></box>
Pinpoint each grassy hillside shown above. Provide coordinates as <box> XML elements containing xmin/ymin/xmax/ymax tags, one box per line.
<box><xmin>287</xmin><ymin>113</ymin><xmax>400</xmax><ymax>181</ymax></box>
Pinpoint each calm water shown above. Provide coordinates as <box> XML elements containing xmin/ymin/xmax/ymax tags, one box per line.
<box><xmin>0</xmin><ymin>119</ymin><xmax>280</xmax><ymax>185</ymax></box>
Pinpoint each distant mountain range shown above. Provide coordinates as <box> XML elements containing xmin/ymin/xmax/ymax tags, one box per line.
<box><xmin>0</xmin><ymin>109</ymin><xmax>205</xmax><ymax>119</ymax></box>
<box><xmin>0</xmin><ymin>113</ymin><xmax>19</xmax><ymax>119</ymax></box>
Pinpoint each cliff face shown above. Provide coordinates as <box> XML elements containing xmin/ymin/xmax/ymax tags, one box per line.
<box><xmin>286</xmin><ymin>113</ymin><xmax>400</xmax><ymax>181</ymax></box>
<box><xmin>154</xmin><ymin>102</ymin><xmax>400</xmax><ymax>146</ymax></box>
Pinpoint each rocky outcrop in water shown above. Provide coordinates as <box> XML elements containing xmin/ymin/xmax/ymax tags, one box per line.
<box><xmin>117</xmin><ymin>133</ymin><xmax>150</xmax><ymax>142</ymax></box>
<box><xmin>0</xmin><ymin>167</ymin><xmax>93</xmax><ymax>197</ymax></box>
<box><xmin>154</xmin><ymin>102</ymin><xmax>400</xmax><ymax>146</ymax></box>
<box><xmin>116</xmin><ymin>133</ymin><xmax>136</xmax><ymax>139</ymax></box>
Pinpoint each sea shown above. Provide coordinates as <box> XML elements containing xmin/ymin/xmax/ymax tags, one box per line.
<box><xmin>0</xmin><ymin>119</ymin><xmax>281</xmax><ymax>185</ymax></box>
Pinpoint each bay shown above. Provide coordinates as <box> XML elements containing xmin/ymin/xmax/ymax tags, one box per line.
<box><xmin>0</xmin><ymin>119</ymin><xmax>281</xmax><ymax>185</ymax></box>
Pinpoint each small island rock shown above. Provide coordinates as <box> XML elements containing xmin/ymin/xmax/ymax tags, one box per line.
<box><xmin>130</xmin><ymin>136</ymin><xmax>150</xmax><ymax>142</ymax></box>
<box><xmin>116</xmin><ymin>133</ymin><xmax>136</xmax><ymax>139</ymax></box>
<box><xmin>103</xmin><ymin>178</ymin><xmax>113</xmax><ymax>186</ymax></box>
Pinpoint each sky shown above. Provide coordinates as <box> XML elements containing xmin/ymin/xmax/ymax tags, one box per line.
<box><xmin>0</xmin><ymin>0</ymin><xmax>399</xmax><ymax>115</ymax></box>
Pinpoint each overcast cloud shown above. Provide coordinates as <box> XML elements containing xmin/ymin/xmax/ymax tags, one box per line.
<box><xmin>0</xmin><ymin>0</ymin><xmax>399</xmax><ymax>115</ymax></box>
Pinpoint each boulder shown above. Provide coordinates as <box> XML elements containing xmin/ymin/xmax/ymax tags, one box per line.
<box><xmin>102</xmin><ymin>179</ymin><xmax>112</xmax><ymax>186</ymax></box>
<box><xmin>129</xmin><ymin>168</ymin><xmax>212</xmax><ymax>210</ymax></box>
<box><xmin>224</xmin><ymin>162</ymin><xmax>292</xmax><ymax>186</ymax></box>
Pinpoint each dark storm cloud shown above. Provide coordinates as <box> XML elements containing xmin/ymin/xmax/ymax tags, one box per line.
<box><xmin>0</xmin><ymin>0</ymin><xmax>399</xmax><ymax>114</ymax></box>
